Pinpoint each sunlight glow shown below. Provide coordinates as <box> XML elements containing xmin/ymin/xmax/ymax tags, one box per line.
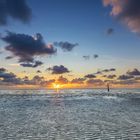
<box><xmin>53</xmin><ymin>83</ymin><xmax>61</xmax><ymax>89</ymax></box>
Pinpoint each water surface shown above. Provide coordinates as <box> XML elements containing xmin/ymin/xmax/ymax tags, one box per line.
<box><xmin>0</xmin><ymin>89</ymin><xmax>140</xmax><ymax>140</ymax></box>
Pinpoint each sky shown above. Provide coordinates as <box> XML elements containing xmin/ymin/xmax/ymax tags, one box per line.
<box><xmin>0</xmin><ymin>0</ymin><xmax>140</xmax><ymax>89</ymax></box>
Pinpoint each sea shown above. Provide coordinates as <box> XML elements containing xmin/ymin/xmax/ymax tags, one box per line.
<box><xmin>0</xmin><ymin>89</ymin><xmax>140</xmax><ymax>140</ymax></box>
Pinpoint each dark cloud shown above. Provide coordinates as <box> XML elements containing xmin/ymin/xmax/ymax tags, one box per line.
<box><xmin>106</xmin><ymin>74</ymin><xmax>116</xmax><ymax>79</ymax></box>
<box><xmin>103</xmin><ymin>75</ymin><xmax>107</xmax><ymax>77</ymax></box>
<box><xmin>2</xmin><ymin>32</ymin><xmax>57</xmax><ymax>63</ymax></box>
<box><xmin>103</xmin><ymin>0</ymin><xmax>140</xmax><ymax>33</ymax></box>
<box><xmin>106</xmin><ymin>28</ymin><xmax>114</xmax><ymax>35</ymax></box>
<box><xmin>54</xmin><ymin>41</ymin><xmax>78</xmax><ymax>52</ymax></box>
<box><xmin>37</xmin><ymin>70</ymin><xmax>42</xmax><ymax>73</ymax></box>
<box><xmin>0</xmin><ymin>68</ymin><xmax>21</xmax><ymax>84</ymax></box>
<box><xmin>21</xmin><ymin>76</ymin><xmax>32</xmax><ymax>85</ymax></box>
<box><xmin>31</xmin><ymin>78</ymin><xmax>55</xmax><ymax>87</ymax></box>
<box><xmin>113</xmin><ymin>80</ymin><xmax>138</xmax><ymax>85</ymax></box>
<box><xmin>47</xmin><ymin>65</ymin><xmax>70</xmax><ymax>74</ymax></box>
<box><xmin>32</xmin><ymin>75</ymin><xmax>44</xmax><ymax>85</ymax></box>
<box><xmin>0</xmin><ymin>68</ymin><xmax>7</xmax><ymax>73</ymax></box>
<box><xmin>93</xmin><ymin>54</ymin><xmax>99</xmax><ymax>59</ymax></box>
<box><xmin>39</xmin><ymin>79</ymin><xmax>55</xmax><ymax>87</ymax></box>
<box><xmin>86</xmin><ymin>79</ymin><xmax>104</xmax><ymax>85</ymax></box>
<box><xmin>102</xmin><ymin>68</ymin><xmax>116</xmax><ymax>73</ymax></box>
<box><xmin>20</xmin><ymin>61</ymin><xmax>43</xmax><ymax>68</ymax></box>
<box><xmin>22</xmin><ymin>75</ymin><xmax>45</xmax><ymax>85</ymax></box>
<box><xmin>135</xmin><ymin>77</ymin><xmax>140</xmax><ymax>81</ymax></box>
<box><xmin>5</xmin><ymin>56</ymin><xmax>13</xmax><ymax>60</ymax></box>
<box><xmin>71</xmin><ymin>78</ymin><xmax>85</xmax><ymax>84</ymax></box>
<box><xmin>102</xmin><ymin>69</ymin><xmax>110</xmax><ymax>73</ymax></box>
<box><xmin>118</xmin><ymin>75</ymin><xmax>134</xmax><ymax>80</ymax></box>
<box><xmin>127</xmin><ymin>69</ymin><xmax>140</xmax><ymax>76</ymax></box>
<box><xmin>83</xmin><ymin>55</ymin><xmax>90</xmax><ymax>60</ymax></box>
<box><xmin>0</xmin><ymin>68</ymin><xmax>54</xmax><ymax>87</ymax></box>
<box><xmin>95</xmin><ymin>71</ymin><xmax>102</xmax><ymax>75</ymax></box>
<box><xmin>84</xmin><ymin>74</ymin><xmax>96</xmax><ymax>79</ymax></box>
<box><xmin>57</xmin><ymin>76</ymin><xmax>68</xmax><ymax>84</ymax></box>
<box><xmin>110</xmin><ymin>68</ymin><xmax>116</xmax><ymax>71</ymax></box>
<box><xmin>0</xmin><ymin>0</ymin><xmax>31</xmax><ymax>25</ymax></box>
<box><xmin>95</xmin><ymin>68</ymin><xmax>116</xmax><ymax>75</ymax></box>
<box><xmin>83</xmin><ymin>54</ymin><xmax>99</xmax><ymax>60</ymax></box>
<box><xmin>0</xmin><ymin>72</ymin><xmax>15</xmax><ymax>79</ymax></box>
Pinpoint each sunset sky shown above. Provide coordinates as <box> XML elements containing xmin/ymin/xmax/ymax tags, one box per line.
<box><xmin>0</xmin><ymin>0</ymin><xmax>140</xmax><ymax>89</ymax></box>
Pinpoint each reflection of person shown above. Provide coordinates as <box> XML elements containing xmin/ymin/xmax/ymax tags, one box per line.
<box><xmin>107</xmin><ymin>83</ymin><xmax>110</xmax><ymax>92</ymax></box>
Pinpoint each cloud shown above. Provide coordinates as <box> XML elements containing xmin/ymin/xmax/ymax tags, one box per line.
<box><xmin>22</xmin><ymin>75</ymin><xmax>45</xmax><ymax>85</ymax></box>
<box><xmin>110</xmin><ymin>68</ymin><xmax>116</xmax><ymax>71</ymax></box>
<box><xmin>47</xmin><ymin>65</ymin><xmax>70</xmax><ymax>74</ymax></box>
<box><xmin>38</xmin><ymin>79</ymin><xmax>55</xmax><ymax>87</ymax></box>
<box><xmin>102</xmin><ymin>69</ymin><xmax>110</xmax><ymax>73</ymax></box>
<box><xmin>0</xmin><ymin>68</ymin><xmax>55</xmax><ymax>87</ymax></box>
<box><xmin>83</xmin><ymin>55</ymin><xmax>90</xmax><ymax>60</ymax></box>
<box><xmin>93</xmin><ymin>54</ymin><xmax>99</xmax><ymax>59</ymax></box>
<box><xmin>5</xmin><ymin>56</ymin><xmax>13</xmax><ymax>60</ymax></box>
<box><xmin>32</xmin><ymin>75</ymin><xmax>44</xmax><ymax>85</ymax></box>
<box><xmin>83</xmin><ymin>54</ymin><xmax>99</xmax><ymax>60</ymax></box>
<box><xmin>84</xmin><ymin>74</ymin><xmax>96</xmax><ymax>79</ymax></box>
<box><xmin>57</xmin><ymin>76</ymin><xmax>68</xmax><ymax>84</ymax></box>
<box><xmin>113</xmin><ymin>79</ymin><xmax>138</xmax><ymax>85</ymax></box>
<box><xmin>106</xmin><ymin>28</ymin><xmax>114</xmax><ymax>35</ymax></box>
<box><xmin>29</xmin><ymin>78</ymin><xmax>55</xmax><ymax>87</ymax></box>
<box><xmin>36</xmin><ymin>70</ymin><xmax>42</xmax><ymax>73</ymax></box>
<box><xmin>102</xmin><ymin>68</ymin><xmax>116</xmax><ymax>72</ymax></box>
<box><xmin>135</xmin><ymin>77</ymin><xmax>140</xmax><ymax>81</ymax></box>
<box><xmin>20</xmin><ymin>61</ymin><xmax>43</xmax><ymax>68</ymax></box>
<box><xmin>86</xmin><ymin>79</ymin><xmax>104</xmax><ymax>85</ymax></box>
<box><xmin>71</xmin><ymin>78</ymin><xmax>85</xmax><ymax>84</ymax></box>
<box><xmin>95</xmin><ymin>71</ymin><xmax>103</xmax><ymax>75</ymax></box>
<box><xmin>103</xmin><ymin>0</ymin><xmax>140</xmax><ymax>33</ymax></box>
<box><xmin>106</xmin><ymin>74</ymin><xmax>116</xmax><ymax>79</ymax></box>
<box><xmin>0</xmin><ymin>0</ymin><xmax>31</xmax><ymax>25</ymax></box>
<box><xmin>0</xmin><ymin>67</ymin><xmax>21</xmax><ymax>84</ymax></box>
<box><xmin>45</xmin><ymin>79</ymin><xmax>55</xmax><ymax>86</ymax></box>
<box><xmin>54</xmin><ymin>41</ymin><xmax>78</xmax><ymax>52</ymax></box>
<box><xmin>2</xmin><ymin>32</ymin><xmax>57</xmax><ymax>63</ymax></box>
<box><xmin>118</xmin><ymin>74</ymin><xmax>134</xmax><ymax>80</ymax></box>
<box><xmin>103</xmin><ymin>75</ymin><xmax>107</xmax><ymax>77</ymax></box>
<box><xmin>0</xmin><ymin>68</ymin><xmax>7</xmax><ymax>73</ymax></box>
<box><xmin>127</xmin><ymin>68</ymin><xmax>140</xmax><ymax>76</ymax></box>
<box><xmin>95</xmin><ymin>68</ymin><xmax>116</xmax><ymax>75</ymax></box>
<box><xmin>0</xmin><ymin>72</ymin><xmax>15</xmax><ymax>79</ymax></box>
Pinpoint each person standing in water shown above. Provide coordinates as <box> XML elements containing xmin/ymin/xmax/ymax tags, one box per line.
<box><xmin>107</xmin><ymin>83</ymin><xmax>110</xmax><ymax>92</ymax></box>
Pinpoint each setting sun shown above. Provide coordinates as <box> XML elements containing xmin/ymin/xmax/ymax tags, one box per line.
<box><xmin>53</xmin><ymin>83</ymin><xmax>61</xmax><ymax>89</ymax></box>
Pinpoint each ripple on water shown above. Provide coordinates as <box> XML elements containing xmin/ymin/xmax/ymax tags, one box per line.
<box><xmin>0</xmin><ymin>89</ymin><xmax>140</xmax><ymax>139</ymax></box>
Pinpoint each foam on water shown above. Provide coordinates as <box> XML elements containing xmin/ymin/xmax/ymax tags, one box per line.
<box><xmin>0</xmin><ymin>89</ymin><xmax>140</xmax><ymax>139</ymax></box>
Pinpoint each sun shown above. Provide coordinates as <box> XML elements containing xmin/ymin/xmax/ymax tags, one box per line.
<box><xmin>53</xmin><ymin>83</ymin><xmax>61</xmax><ymax>89</ymax></box>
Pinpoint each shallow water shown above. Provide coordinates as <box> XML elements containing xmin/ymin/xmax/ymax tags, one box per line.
<box><xmin>0</xmin><ymin>89</ymin><xmax>140</xmax><ymax>140</ymax></box>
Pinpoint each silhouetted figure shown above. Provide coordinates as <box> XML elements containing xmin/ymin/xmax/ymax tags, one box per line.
<box><xmin>107</xmin><ymin>83</ymin><xmax>110</xmax><ymax>92</ymax></box>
